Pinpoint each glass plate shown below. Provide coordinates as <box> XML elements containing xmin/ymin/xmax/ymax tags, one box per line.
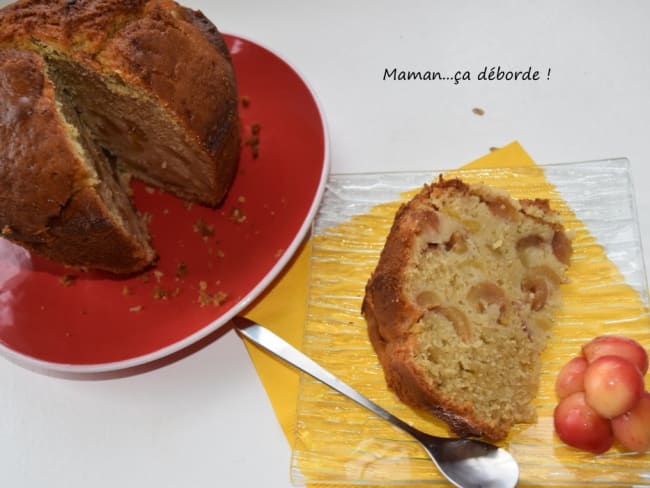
<box><xmin>292</xmin><ymin>159</ymin><xmax>650</xmax><ymax>486</ymax></box>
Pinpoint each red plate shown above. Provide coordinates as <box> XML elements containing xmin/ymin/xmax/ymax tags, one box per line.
<box><xmin>0</xmin><ymin>34</ymin><xmax>329</xmax><ymax>375</ymax></box>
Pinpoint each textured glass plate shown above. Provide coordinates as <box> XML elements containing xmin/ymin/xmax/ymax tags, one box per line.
<box><xmin>292</xmin><ymin>159</ymin><xmax>650</xmax><ymax>486</ymax></box>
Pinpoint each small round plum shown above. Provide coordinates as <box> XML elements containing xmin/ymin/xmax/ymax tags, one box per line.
<box><xmin>554</xmin><ymin>391</ymin><xmax>614</xmax><ymax>454</ymax></box>
<box><xmin>583</xmin><ymin>355</ymin><xmax>644</xmax><ymax>418</ymax></box>
<box><xmin>582</xmin><ymin>335</ymin><xmax>648</xmax><ymax>375</ymax></box>
<box><xmin>612</xmin><ymin>391</ymin><xmax>650</xmax><ymax>452</ymax></box>
<box><xmin>555</xmin><ymin>356</ymin><xmax>588</xmax><ymax>400</ymax></box>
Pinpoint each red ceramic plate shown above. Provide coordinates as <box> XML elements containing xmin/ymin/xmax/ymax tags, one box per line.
<box><xmin>0</xmin><ymin>34</ymin><xmax>329</xmax><ymax>375</ymax></box>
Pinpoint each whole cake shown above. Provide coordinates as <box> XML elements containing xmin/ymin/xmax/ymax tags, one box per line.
<box><xmin>362</xmin><ymin>177</ymin><xmax>572</xmax><ymax>440</ymax></box>
<box><xmin>0</xmin><ymin>0</ymin><xmax>240</xmax><ymax>274</ymax></box>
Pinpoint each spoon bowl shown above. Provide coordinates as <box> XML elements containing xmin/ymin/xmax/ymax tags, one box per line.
<box><xmin>233</xmin><ymin>316</ymin><xmax>519</xmax><ymax>488</ymax></box>
<box><xmin>418</xmin><ymin>434</ymin><xmax>518</xmax><ymax>488</ymax></box>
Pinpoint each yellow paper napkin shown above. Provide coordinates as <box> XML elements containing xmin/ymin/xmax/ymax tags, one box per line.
<box><xmin>242</xmin><ymin>141</ymin><xmax>535</xmax><ymax>443</ymax></box>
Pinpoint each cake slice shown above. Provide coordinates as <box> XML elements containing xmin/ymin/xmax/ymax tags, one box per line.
<box><xmin>362</xmin><ymin>177</ymin><xmax>572</xmax><ymax>440</ymax></box>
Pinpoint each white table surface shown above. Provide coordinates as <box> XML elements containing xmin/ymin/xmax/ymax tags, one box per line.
<box><xmin>2</xmin><ymin>1</ymin><xmax>650</xmax><ymax>487</ymax></box>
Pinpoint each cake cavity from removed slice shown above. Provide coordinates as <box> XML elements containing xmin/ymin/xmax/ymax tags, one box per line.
<box><xmin>45</xmin><ymin>55</ymin><xmax>226</xmax><ymax>206</ymax></box>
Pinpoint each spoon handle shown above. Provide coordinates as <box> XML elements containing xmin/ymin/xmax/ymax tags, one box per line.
<box><xmin>233</xmin><ymin>316</ymin><xmax>420</xmax><ymax>438</ymax></box>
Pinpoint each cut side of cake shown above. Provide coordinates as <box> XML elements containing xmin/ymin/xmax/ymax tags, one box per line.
<box><xmin>0</xmin><ymin>0</ymin><xmax>239</xmax><ymax>274</ymax></box>
<box><xmin>362</xmin><ymin>177</ymin><xmax>572</xmax><ymax>440</ymax></box>
<box><xmin>0</xmin><ymin>48</ymin><xmax>157</xmax><ymax>273</ymax></box>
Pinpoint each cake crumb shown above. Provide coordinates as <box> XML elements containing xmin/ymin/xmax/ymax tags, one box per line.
<box><xmin>489</xmin><ymin>146</ymin><xmax>500</xmax><ymax>152</ymax></box>
<box><xmin>197</xmin><ymin>280</ymin><xmax>228</xmax><ymax>307</ymax></box>
<box><xmin>184</xmin><ymin>201</ymin><xmax>194</xmax><ymax>210</ymax></box>
<box><xmin>230</xmin><ymin>207</ymin><xmax>247</xmax><ymax>223</ymax></box>
<box><xmin>141</xmin><ymin>273</ymin><xmax>150</xmax><ymax>284</ymax></box>
<box><xmin>145</xmin><ymin>186</ymin><xmax>156</xmax><ymax>194</ymax></box>
<box><xmin>241</xmin><ymin>95</ymin><xmax>250</xmax><ymax>107</ymax></box>
<box><xmin>244</xmin><ymin>121</ymin><xmax>261</xmax><ymax>159</ymax></box>
<box><xmin>274</xmin><ymin>248</ymin><xmax>284</xmax><ymax>258</ymax></box>
<box><xmin>122</xmin><ymin>286</ymin><xmax>134</xmax><ymax>296</ymax></box>
<box><xmin>472</xmin><ymin>107</ymin><xmax>485</xmax><ymax>116</ymax></box>
<box><xmin>212</xmin><ymin>291</ymin><xmax>228</xmax><ymax>306</ymax></box>
<box><xmin>1</xmin><ymin>225</ymin><xmax>12</xmax><ymax>235</ymax></box>
<box><xmin>129</xmin><ymin>305</ymin><xmax>143</xmax><ymax>313</ymax></box>
<box><xmin>176</xmin><ymin>262</ymin><xmax>188</xmax><ymax>279</ymax></box>
<box><xmin>152</xmin><ymin>285</ymin><xmax>168</xmax><ymax>300</ymax></box>
<box><xmin>153</xmin><ymin>270</ymin><xmax>164</xmax><ymax>283</ymax></box>
<box><xmin>59</xmin><ymin>274</ymin><xmax>76</xmax><ymax>287</ymax></box>
<box><xmin>193</xmin><ymin>218</ymin><xmax>215</xmax><ymax>237</ymax></box>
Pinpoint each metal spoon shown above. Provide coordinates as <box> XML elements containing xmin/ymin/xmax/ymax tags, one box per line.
<box><xmin>233</xmin><ymin>316</ymin><xmax>519</xmax><ymax>488</ymax></box>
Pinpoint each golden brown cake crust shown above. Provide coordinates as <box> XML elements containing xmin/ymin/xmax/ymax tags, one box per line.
<box><xmin>362</xmin><ymin>177</ymin><xmax>572</xmax><ymax>440</ymax></box>
<box><xmin>0</xmin><ymin>0</ymin><xmax>239</xmax><ymax>206</ymax></box>
<box><xmin>0</xmin><ymin>48</ymin><xmax>155</xmax><ymax>274</ymax></box>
